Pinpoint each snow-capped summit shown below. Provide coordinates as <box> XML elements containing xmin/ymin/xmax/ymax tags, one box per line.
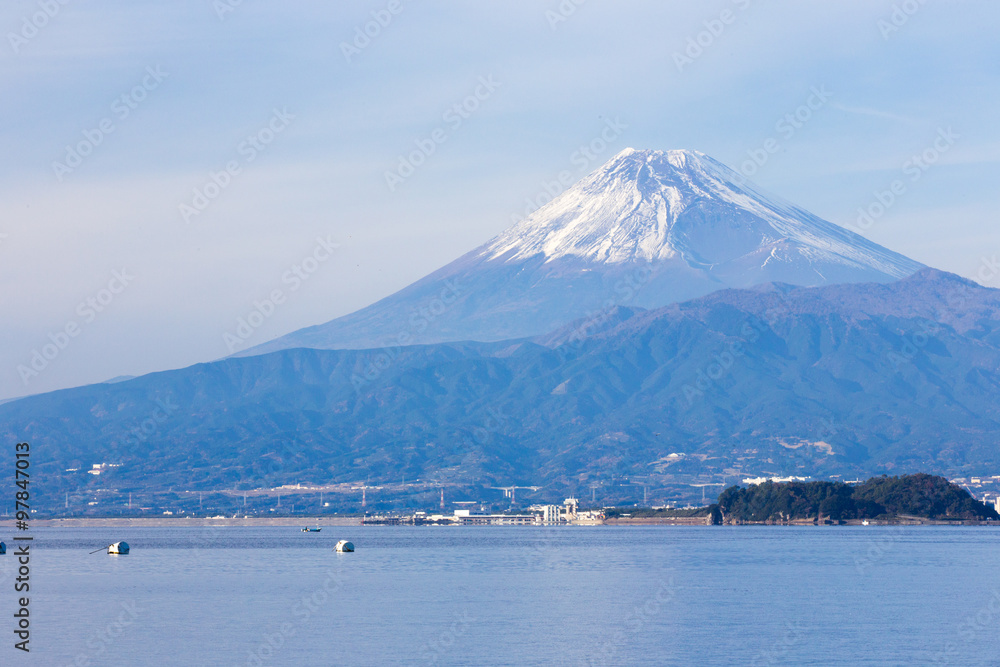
<box><xmin>484</xmin><ymin>148</ymin><xmax>920</xmax><ymax>279</ymax></box>
<box><xmin>236</xmin><ymin>149</ymin><xmax>924</xmax><ymax>356</ymax></box>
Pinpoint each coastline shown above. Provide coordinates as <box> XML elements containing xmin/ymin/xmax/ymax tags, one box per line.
<box><xmin>603</xmin><ymin>516</ymin><xmax>712</xmax><ymax>525</ymax></box>
<box><xmin>4</xmin><ymin>516</ymin><xmax>998</xmax><ymax>528</ymax></box>
<box><xmin>0</xmin><ymin>516</ymin><xmax>363</xmax><ymax>528</ymax></box>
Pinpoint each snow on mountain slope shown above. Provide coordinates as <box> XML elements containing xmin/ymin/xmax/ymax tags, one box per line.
<box><xmin>236</xmin><ymin>148</ymin><xmax>924</xmax><ymax>356</ymax></box>
<box><xmin>483</xmin><ymin>148</ymin><xmax>920</xmax><ymax>278</ymax></box>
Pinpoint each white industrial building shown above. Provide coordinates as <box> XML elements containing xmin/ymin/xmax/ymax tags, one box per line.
<box><xmin>533</xmin><ymin>497</ymin><xmax>604</xmax><ymax>525</ymax></box>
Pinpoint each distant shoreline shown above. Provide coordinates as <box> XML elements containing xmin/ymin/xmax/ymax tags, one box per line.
<box><xmin>3</xmin><ymin>516</ymin><xmax>998</xmax><ymax>528</ymax></box>
<box><xmin>0</xmin><ymin>517</ymin><xmax>363</xmax><ymax>528</ymax></box>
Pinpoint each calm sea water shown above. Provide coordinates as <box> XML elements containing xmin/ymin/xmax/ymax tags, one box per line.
<box><xmin>2</xmin><ymin>525</ymin><xmax>998</xmax><ymax>666</ymax></box>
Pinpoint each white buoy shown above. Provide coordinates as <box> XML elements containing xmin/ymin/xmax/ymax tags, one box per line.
<box><xmin>335</xmin><ymin>540</ymin><xmax>354</xmax><ymax>553</ymax></box>
<box><xmin>108</xmin><ymin>541</ymin><xmax>129</xmax><ymax>555</ymax></box>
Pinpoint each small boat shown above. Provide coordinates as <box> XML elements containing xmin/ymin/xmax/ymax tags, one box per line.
<box><xmin>301</xmin><ymin>526</ymin><xmax>321</xmax><ymax>532</ymax></box>
<box><xmin>861</xmin><ymin>520</ymin><xmax>870</xmax><ymax>526</ymax></box>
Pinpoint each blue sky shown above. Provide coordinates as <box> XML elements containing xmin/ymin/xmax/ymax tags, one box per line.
<box><xmin>1</xmin><ymin>0</ymin><xmax>999</xmax><ymax>400</ymax></box>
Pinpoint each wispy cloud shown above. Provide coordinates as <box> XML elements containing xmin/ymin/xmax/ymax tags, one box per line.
<box><xmin>832</xmin><ymin>103</ymin><xmax>924</xmax><ymax>127</ymax></box>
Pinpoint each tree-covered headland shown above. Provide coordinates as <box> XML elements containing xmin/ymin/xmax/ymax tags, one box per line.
<box><xmin>715</xmin><ymin>473</ymin><xmax>997</xmax><ymax>524</ymax></box>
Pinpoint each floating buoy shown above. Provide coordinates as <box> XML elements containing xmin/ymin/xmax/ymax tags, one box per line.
<box><xmin>0</xmin><ymin>541</ymin><xmax>5</xmax><ymax>555</ymax></box>
<box><xmin>108</xmin><ymin>541</ymin><xmax>129</xmax><ymax>555</ymax></box>
<box><xmin>335</xmin><ymin>540</ymin><xmax>354</xmax><ymax>553</ymax></box>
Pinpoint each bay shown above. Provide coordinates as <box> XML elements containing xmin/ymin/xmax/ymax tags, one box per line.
<box><xmin>2</xmin><ymin>526</ymin><xmax>997</xmax><ymax>666</ymax></box>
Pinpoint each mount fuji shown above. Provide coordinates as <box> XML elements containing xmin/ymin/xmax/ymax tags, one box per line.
<box><xmin>239</xmin><ymin>148</ymin><xmax>923</xmax><ymax>356</ymax></box>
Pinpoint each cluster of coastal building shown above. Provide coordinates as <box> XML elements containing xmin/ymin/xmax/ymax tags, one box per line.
<box><xmin>952</xmin><ymin>476</ymin><xmax>1000</xmax><ymax>510</ymax></box>
<box><xmin>741</xmin><ymin>475</ymin><xmax>811</xmax><ymax>485</ymax></box>
<box><xmin>363</xmin><ymin>497</ymin><xmax>605</xmax><ymax>526</ymax></box>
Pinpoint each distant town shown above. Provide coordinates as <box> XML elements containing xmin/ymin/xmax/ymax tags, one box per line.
<box><xmin>363</xmin><ymin>497</ymin><xmax>606</xmax><ymax>526</ymax></box>
<box><xmin>14</xmin><ymin>463</ymin><xmax>1000</xmax><ymax>522</ymax></box>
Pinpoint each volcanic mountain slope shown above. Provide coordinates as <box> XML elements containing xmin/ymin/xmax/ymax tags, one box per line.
<box><xmin>3</xmin><ymin>269</ymin><xmax>997</xmax><ymax>499</ymax></box>
<box><xmin>238</xmin><ymin>148</ymin><xmax>923</xmax><ymax>356</ymax></box>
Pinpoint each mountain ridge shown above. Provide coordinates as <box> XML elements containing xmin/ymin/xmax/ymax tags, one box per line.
<box><xmin>3</xmin><ymin>269</ymin><xmax>998</xmax><ymax>504</ymax></box>
<box><xmin>236</xmin><ymin>148</ymin><xmax>924</xmax><ymax>358</ymax></box>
